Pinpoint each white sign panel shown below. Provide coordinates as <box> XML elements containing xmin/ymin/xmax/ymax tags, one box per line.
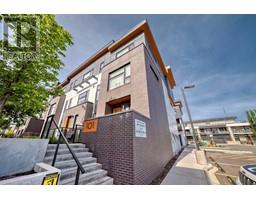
<box><xmin>135</xmin><ymin>119</ymin><xmax>146</xmax><ymax>138</ymax></box>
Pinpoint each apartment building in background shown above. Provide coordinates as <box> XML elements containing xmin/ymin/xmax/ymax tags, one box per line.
<box><xmin>185</xmin><ymin>116</ymin><xmax>254</xmax><ymax>144</ymax></box>
<box><xmin>26</xmin><ymin>20</ymin><xmax>186</xmax><ymax>184</ymax></box>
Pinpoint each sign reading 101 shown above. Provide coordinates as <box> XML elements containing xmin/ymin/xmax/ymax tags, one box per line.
<box><xmin>83</xmin><ymin>119</ymin><xmax>98</xmax><ymax>133</ymax></box>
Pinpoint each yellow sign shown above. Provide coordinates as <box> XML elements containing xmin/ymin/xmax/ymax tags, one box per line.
<box><xmin>42</xmin><ymin>173</ymin><xmax>59</xmax><ymax>185</ymax></box>
<box><xmin>83</xmin><ymin>119</ymin><xmax>98</xmax><ymax>133</ymax></box>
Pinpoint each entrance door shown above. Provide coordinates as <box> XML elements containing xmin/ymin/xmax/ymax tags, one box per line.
<box><xmin>64</xmin><ymin>116</ymin><xmax>73</xmax><ymax>135</ymax></box>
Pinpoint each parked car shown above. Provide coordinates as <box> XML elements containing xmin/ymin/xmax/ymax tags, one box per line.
<box><xmin>237</xmin><ymin>164</ymin><xmax>256</xmax><ymax>185</ymax></box>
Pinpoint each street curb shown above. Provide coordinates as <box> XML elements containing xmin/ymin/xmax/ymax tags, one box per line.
<box><xmin>203</xmin><ymin>148</ymin><xmax>253</xmax><ymax>155</ymax></box>
<box><xmin>204</xmin><ymin>164</ymin><xmax>220</xmax><ymax>185</ymax></box>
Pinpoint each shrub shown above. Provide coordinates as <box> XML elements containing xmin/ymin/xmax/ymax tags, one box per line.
<box><xmin>4</xmin><ymin>129</ymin><xmax>15</xmax><ymax>138</ymax></box>
<box><xmin>49</xmin><ymin>135</ymin><xmax>59</xmax><ymax>144</ymax></box>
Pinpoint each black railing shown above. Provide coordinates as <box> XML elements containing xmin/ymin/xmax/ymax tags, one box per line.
<box><xmin>73</xmin><ymin>124</ymin><xmax>83</xmax><ymax>143</ymax></box>
<box><xmin>41</xmin><ymin>115</ymin><xmax>85</xmax><ymax>185</ymax></box>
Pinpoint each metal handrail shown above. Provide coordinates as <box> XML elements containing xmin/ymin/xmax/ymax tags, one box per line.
<box><xmin>42</xmin><ymin>115</ymin><xmax>85</xmax><ymax>185</ymax></box>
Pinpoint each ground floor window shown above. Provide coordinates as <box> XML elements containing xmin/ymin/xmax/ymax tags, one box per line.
<box><xmin>105</xmin><ymin>95</ymin><xmax>131</xmax><ymax>115</ymax></box>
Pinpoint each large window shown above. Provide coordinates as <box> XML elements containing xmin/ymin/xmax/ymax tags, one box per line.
<box><xmin>116</xmin><ymin>43</ymin><xmax>134</xmax><ymax>58</ymax></box>
<box><xmin>77</xmin><ymin>90</ymin><xmax>89</xmax><ymax>105</ymax></box>
<box><xmin>108</xmin><ymin>64</ymin><xmax>131</xmax><ymax>90</ymax></box>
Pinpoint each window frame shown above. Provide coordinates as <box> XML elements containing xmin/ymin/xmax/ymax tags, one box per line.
<box><xmin>108</xmin><ymin>63</ymin><xmax>131</xmax><ymax>91</ymax></box>
<box><xmin>77</xmin><ymin>90</ymin><xmax>89</xmax><ymax>105</ymax></box>
<box><xmin>115</xmin><ymin>43</ymin><xmax>134</xmax><ymax>59</ymax></box>
<box><xmin>83</xmin><ymin>69</ymin><xmax>93</xmax><ymax>81</ymax></box>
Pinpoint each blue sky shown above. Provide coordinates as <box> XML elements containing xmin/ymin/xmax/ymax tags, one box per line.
<box><xmin>55</xmin><ymin>15</ymin><xmax>256</xmax><ymax>121</ymax></box>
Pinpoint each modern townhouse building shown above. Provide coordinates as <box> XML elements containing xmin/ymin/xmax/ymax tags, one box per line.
<box><xmin>38</xmin><ymin>20</ymin><xmax>185</xmax><ymax>184</ymax></box>
<box><xmin>185</xmin><ymin>116</ymin><xmax>254</xmax><ymax>144</ymax></box>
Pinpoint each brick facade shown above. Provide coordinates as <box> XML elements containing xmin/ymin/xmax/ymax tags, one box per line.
<box><xmin>82</xmin><ymin>110</ymin><xmax>173</xmax><ymax>185</ymax></box>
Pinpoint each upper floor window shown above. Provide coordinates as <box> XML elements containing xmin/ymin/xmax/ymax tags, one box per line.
<box><xmin>77</xmin><ymin>90</ymin><xmax>89</xmax><ymax>105</ymax></box>
<box><xmin>48</xmin><ymin>103</ymin><xmax>56</xmax><ymax>115</ymax></box>
<box><xmin>116</xmin><ymin>43</ymin><xmax>134</xmax><ymax>58</ymax></box>
<box><xmin>108</xmin><ymin>64</ymin><xmax>130</xmax><ymax>90</ymax></box>
<box><xmin>83</xmin><ymin>70</ymin><xmax>93</xmax><ymax>80</ymax></box>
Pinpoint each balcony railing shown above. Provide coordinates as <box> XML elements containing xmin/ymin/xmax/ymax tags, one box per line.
<box><xmin>73</xmin><ymin>75</ymin><xmax>98</xmax><ymax>93</ymax></box>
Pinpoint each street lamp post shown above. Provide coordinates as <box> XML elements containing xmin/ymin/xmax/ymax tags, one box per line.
<box><xmin>181</xmin><ymin>85</ymin><xmax>200</xmax><ymax>150</ymax></box>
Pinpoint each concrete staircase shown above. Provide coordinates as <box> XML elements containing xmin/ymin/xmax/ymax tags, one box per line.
<box><xmin>44</xmin><ymin>143</ymin><xmax>113</xmax><ymax>185</ymax></box>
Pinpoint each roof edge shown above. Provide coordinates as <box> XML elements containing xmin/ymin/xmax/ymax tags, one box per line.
<box><xmin>61</xmin><ymin>20</ymin><xmax>176</xmax><ymax>89</ymax></box>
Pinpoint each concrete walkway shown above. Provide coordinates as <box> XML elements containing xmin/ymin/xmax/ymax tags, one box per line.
<box><xmin>161</xmin><ymin>146</ymin><xmax>209</xmax><ymax>185</ymax></box>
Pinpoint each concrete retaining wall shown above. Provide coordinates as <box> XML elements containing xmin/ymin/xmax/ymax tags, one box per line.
<box><xmin>0</xmin><ymin>138</ymin><xmax>49</xmax><ymax>177</ymax></box>
<box><xmin>0</xmin><ymin>163</ymin><xmax>60</xmax><ymax>185</ymax></box>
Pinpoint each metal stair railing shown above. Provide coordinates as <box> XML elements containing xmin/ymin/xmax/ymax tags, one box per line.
<box><xmin>41</xmin><ymin>114</ymin><xmax>85</xmax><ymax>185</ymax></box>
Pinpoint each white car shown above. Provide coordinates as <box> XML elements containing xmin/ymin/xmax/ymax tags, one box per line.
<box><xmin>237</xmin><ymin>164</ymin><xmax>256</xmax><ymax>185</ymax></box>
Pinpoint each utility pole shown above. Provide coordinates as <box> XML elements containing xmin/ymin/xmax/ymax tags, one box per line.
<box><xmin>181</xmin><ymin>85</ymin><xmax>200</xmax><ymax>150</ymax></box>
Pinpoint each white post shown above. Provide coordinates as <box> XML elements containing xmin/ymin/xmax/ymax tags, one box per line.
<box><xmin>227</xmin><ymin>126</ymin><xmax>236</xmax><ymax>142</ymax></box>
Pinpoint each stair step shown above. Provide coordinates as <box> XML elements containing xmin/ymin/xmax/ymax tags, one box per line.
<box><xmin>54</xmin><ymin>157</ymin><xmax>97</xmax><ymax>170</ymax></box>
<box><xmin>45</xmin><ymin>147</ymin><xmax>89</xmax><ymax>157</ymax></box>
<box><xmin>86</xmin><ymin>176</ymin><xmax>114</xmax><ymax>185</ymax></box>
<box><xmin>47</xmin><ymin>143</ymin><xmax>86</xmax><ymax>150</ymax></box>
<box><xmin>60</xmin><ymin>163</ymin><xmax>102</xmax><ymax>181</ymax></box>
<box><xmin>60</xmin><ymin>169</ymin><xmax>108</xmax><ymax>185</ymax></box>
<box><xmin>44</xmin><ymin>143</ymin><xmax>113</xmax><ymax>185</ymax></box>
<box><xmin>44</xmin><ymin>152</ymin><xmax>93</xmax><ymax>163</ymax></box>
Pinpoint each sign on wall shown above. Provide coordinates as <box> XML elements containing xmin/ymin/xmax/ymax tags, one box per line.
<box><xmin>83</xmin><ymin>119</ymin><xmax>98</xmax><ymax>133</ymax></box>
<box><xmin>135</xmin><ymin>119</ymin><xmax>146</xmax><ymax>138</ymax></box>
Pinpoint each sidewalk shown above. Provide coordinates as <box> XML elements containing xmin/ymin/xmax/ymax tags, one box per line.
<box><xmin>161</xmin><ymin>146</ymin><xmax>209</xmax><ymax>185</ymax></box>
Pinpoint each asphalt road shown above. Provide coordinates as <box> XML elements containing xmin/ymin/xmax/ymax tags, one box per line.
<box><xmin>205</xmin><ymin>145</ymin><xmax>256</xmax><ymax>185</ymax></box>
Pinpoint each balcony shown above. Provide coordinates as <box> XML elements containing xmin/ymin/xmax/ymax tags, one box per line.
<box><xmin>73</xmin><ymin>75</ymin><xmax>98</xmax><ymax>93</ymax></box>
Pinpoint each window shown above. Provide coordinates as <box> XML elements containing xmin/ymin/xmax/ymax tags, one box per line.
<box><xmin>105</xmin><ymin>96</ymin><xmax>131</xmax><ymax>115</ymax></box>
<box><xmin>83</xmin><ymin>70</ymin><xmax>93</xmax><ymax>80</ymax></box>
<box><xmin>116</xmin><ymin>43</ymin><xmax>134</xmax><ymax>58</ymax></box>
<box><xmin>77</xmin><ymin>91</ymin><xmax>89</xmax><ymax>105</ymax></box>
<box><xmin>108</xmin><ymin>64</ymin><xmax>131</xmax><ymax>90</ymax></box>
<box><xmin>48</xmin><ymin>103</ymin><xmax>56</xmax><ymax>115</ymax></box>
<box><xmin>112</xmin><ymin>102</ymin><xmax>130</xmax><ymax>113</ymax></box>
